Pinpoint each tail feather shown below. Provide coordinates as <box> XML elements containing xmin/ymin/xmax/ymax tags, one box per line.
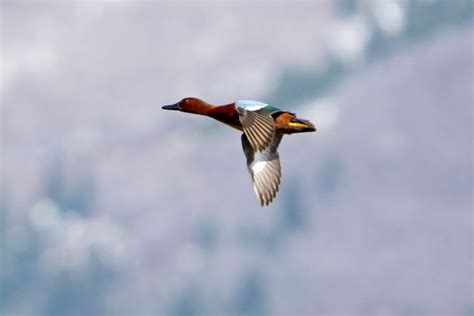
<box><xmin>288</xmin><ymin>117</ymin><xmax>316</xmax><ymax>133</ymax></box>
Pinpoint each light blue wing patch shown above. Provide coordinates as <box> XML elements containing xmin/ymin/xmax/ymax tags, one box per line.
<box><xmin>235</xmin><ymin>100</ymin><xmax>268</xmax><ymax>111</ymax></box>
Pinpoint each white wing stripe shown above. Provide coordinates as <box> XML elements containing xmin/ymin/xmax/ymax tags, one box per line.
<box><xmin>252</xmin><ymin>161</ymin><xmax>267</xmax><ymax>174</ymax></box>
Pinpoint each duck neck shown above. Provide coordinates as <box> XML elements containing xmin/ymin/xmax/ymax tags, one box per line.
<box><xmin>206</xmin><ymin>103</ymin><xmax>241</xmax><ymax>130</ymax></box>
<box><xmin>190</xmin><ymin>102</ymin><xmax>215</xmax><ymax>116</ymax></box>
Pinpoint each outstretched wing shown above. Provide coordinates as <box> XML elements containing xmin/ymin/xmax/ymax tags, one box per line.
<box><xmin>241</xmin><ymin>133</ymin><xmax>283</xmax><ymax>206</ymax></box>
<box><xmin>237</xmin><ymin>107</ymin><xmax>275</xmax><ymax>152</ymax></box>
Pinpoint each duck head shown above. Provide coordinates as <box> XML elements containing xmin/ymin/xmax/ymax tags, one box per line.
<box><xmin>162</xmin><ymin>97</ymin><xmax>211</xmax><ymax>114</ymax></box>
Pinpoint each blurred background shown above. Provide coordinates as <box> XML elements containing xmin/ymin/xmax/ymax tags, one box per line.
<box><xmin>1</xmin><ymin>1</ymin><xmax>473</xmax><ymax>315</ymax></box>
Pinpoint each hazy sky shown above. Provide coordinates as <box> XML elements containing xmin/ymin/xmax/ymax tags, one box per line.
<box><xmin>1</xmin><ymin>2</ymin><xmax>473</xmax><ymax>315</ymax></box>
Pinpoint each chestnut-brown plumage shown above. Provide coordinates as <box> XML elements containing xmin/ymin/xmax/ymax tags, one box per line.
<box><xmin>162</xmin><ymin>97</ymin><xmax>316</xmax><ymax>206</ymax></box>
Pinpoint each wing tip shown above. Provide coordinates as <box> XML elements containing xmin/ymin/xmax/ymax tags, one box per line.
<box><xmin>254</xmin><ymin>184</ymin><xmax>278</xmax><ymax>207</ymax></box>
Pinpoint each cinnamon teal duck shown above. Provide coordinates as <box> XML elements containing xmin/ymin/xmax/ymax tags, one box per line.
<box><xmin>162</xmin><ymin>98</ymin><xmax>316</xmax><ymax>206</ymax></box>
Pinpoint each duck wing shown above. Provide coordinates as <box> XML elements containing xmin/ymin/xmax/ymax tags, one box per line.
<box><xmin>237</xmin><ymin>108</ymin><xmax>275</xmax><ymax>152</ymax></box>
<box><xmin>241</xmin><ymin>133</ymin><xmax>283</xmax><ymax>206</ymax></box>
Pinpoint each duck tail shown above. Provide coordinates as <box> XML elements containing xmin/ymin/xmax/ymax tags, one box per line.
<box><xmin>288</xmin><ymin>117</ymin><xmax>316</xmax><ymax>133</ymax></box>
